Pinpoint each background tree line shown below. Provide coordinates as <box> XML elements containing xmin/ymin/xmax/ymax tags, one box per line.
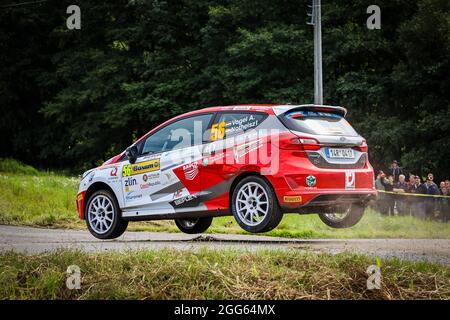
<box><xmin>1</xmin><ymin>0</ymin><xmax>449</xmax><ymax>178</ymax></box>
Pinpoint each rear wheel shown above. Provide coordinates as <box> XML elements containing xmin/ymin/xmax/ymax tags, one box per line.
<box><xmin>319</xmin><ymin>203</ymin><xmax>365</xmax><ymax>228</ymax></box>
<box><xmin>231</xmin><ymin>176</ymin><xmax>283</xmax><ymax>233</ymax></box>
<box><xmin>175</xmin><ymin>217</ymin><xmax>213</xmax><ymax>234</ymax></box>
<box><xmin>85</xmin><ymin>190</ymin><xmax>128</xmax><ymax>239</ymax></box>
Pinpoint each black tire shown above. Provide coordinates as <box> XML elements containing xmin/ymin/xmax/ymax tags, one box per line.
<box><xmin>175</xmin><ymin>217</ymin><xmax>213</xmax><ymax>234</ymax></box>
<box><xmin>231</xmin><ymin>175</ymin><xmax>283</xmax><ymax>233</ymax></box>
<box><xmin>319</xmin><ymin>203</ymin><xmax>366</xmax><ymax>228</ymax></box>
<box><xmin>85</xmin><ymin>189</ymin><xmax>128</xmax><ymax>239</ymax></box>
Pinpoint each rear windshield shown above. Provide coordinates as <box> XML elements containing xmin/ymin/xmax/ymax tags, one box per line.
<box><xmin>281</xmin><ymin>110</ymin><xmax>358</xmax><ymax>136</ymax></box>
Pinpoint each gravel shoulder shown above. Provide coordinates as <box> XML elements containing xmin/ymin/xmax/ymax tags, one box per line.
<box><xmin>1</xmin><ymin>225</ymin><xmax>449</xmax><ymax>265</ymax></box>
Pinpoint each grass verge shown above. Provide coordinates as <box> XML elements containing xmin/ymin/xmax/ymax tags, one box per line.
<box><xmin>1</xmin><ymin>158</ymin><xmax>450</xmax><ymax>238</ymax></box>
<box><xmin>0</xmin><ymin>249</ymin><xmax>449</xmax><ymax>299</ymax></box>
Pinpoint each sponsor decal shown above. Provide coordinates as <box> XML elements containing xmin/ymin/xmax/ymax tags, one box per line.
<box><xmin>142</xmin><ymin>174</ymin><xmax>148</xmax><ymax>182</ymax></box>
<box><xmin>173</xmin><ymin>194</ymin><xmax>197</xmax><ymax>206</ymax></box>
<box><xmin>202</xmin><ymin>158</ymin><xmax>209</xmax><ymax>167</ymax></box>
<box><xmin>173</xmin><ymin>189</ymin><xmax>183</xmax><ymax>199</ymax></box>
<box><xmin>306</xmin><ymin>175</ymin><xmax>316</xmax><ymax>187</ymax></box>
<box><xmin>234</xmin><ymin>139</ymin><xmax>262</xmax><ymax>162</ymax></box>
<box><xmin>124</xmin><ymin>177</ymin><xmax>137</xmax><ymax>187</ymax></box>
<box><xmin>345</xmin><ymin>171</ymin><xmax>356</xmax><ymax>189</ymax></box>
<box><xmin>232</xmin><ymin>106</ymin><xmax>251</xmax><ymax>110</ymax></box>
<box><xmin>77</xmin><ymin>193</ymin><xmax>84</xmax><ymax>201</ymax></box>
<box><xmin>183</xmin><ymin>162</ymin><xmax>199</xmax><ymax>181</ymax></box>
<box><xmin>140</xmin><ymin>181</ymin><xmax>161</xmax><ymax>189</ymax></box>
<box><xmin>122</xmin><ymin>159</ymin><xmax>160</xmax><ymax>177</ymax></box>
<box><xmin>110</xmin><ymin>167</ymin><xmax>118</xmax><ymax>177</ymax></box>
<box><xmin>125</xmin><ymin>191</ymin><xmax>142</xmax><ymax>201</ymax></box>
<box><xmin>283</xmin><ymin>195</ymin><xmax>302</xmax><ymax>203</ymax></box>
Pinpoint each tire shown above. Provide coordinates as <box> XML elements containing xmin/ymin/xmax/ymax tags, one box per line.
<box><xmin>85</xmin><ymin>189</ymin><xmax>128</xmax><ymax>239</ymax></box>
<box><xmin>175</xmin><ymin>217</ymin><xmax>213</xmax><ymax>234</ymax></box>
<box><xmin>231</xmin><ymin>175</ymin><xmax>283</xmax><ymax>233</ymax></box>
<box><xmin>319</xmin><ymin>203</ymin><xmax>366</xmax><ymax>228</ymax></box>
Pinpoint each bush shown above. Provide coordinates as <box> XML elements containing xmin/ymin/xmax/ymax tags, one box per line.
<box><xmin>0</xmin><ymin>158</ymin><xmax>40</xmax><ymax>176</ymax></box>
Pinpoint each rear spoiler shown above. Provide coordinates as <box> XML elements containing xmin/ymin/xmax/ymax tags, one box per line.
<box><xmin>272</xmin><ymin>104</ymin><xmax>347</xmax><ymax>117</ymax></box>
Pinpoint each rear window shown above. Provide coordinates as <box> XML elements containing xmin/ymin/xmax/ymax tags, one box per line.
<box><xmin>281</xmin><ymin>110</ymin><xmax>358</xmax><ymax>136</ymax></box>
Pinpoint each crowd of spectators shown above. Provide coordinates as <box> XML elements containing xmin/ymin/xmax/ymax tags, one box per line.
<box><xmin>374</xmin><ymin>160</ymin><xmax>449</xmax><ymax>222</ymax></box>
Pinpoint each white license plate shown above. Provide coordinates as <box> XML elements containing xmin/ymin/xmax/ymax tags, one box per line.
<box><xmin>326</xmin><ymin>148</ymin><xmax>354</xmax><ymax>159</ymax></box>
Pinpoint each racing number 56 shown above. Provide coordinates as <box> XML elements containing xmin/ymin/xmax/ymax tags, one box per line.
<box><xmin>211</xmin><ymin>122</ymin><xmax>225</xmax><ymax>141</ymax></box>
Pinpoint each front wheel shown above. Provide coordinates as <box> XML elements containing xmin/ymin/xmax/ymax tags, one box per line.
<box><xmin>85</xmin><ymin>190</ymin><xmax>128</xmax><ymax>239</ymax></box>
<box><xmin>319</xmin><ymin>203</ymin><xmax>366</xmax><ymax>228</ymax></box>
<box><xmin>175</xmin><ymin>217</ymin><xmax>213</xmax><ymax>234</ymax></box>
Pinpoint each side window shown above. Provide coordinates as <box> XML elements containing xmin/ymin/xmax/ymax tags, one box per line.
<box><xmin>211</xmin><ymin>112</ymin><xmax>266</xmax><ymax>141</ymax></box>
<box><xmin>141</xmin><ymin>114</ymin><xmax>213</xmax><ymax>155</ymax></box>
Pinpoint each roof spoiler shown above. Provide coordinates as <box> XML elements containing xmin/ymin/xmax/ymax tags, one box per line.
<box><xmin>272</xmin><ymin>104</ymin><xmax>347</xmax><ymax>117</ymax></box>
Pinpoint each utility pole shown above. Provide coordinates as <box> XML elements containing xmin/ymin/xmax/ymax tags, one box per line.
<box><xmin>307</xmin><ymin>0</ymin><xmax>323</xmax><ymax>105</ymax></box>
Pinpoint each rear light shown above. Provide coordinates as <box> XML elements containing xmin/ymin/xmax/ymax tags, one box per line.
<box><xmin>277</xmin><ymin>132</ymin><xmax>321</xmax><ymax>151</ymax></box>
<box><xmin>354</xmin><ymin>139</ymin><xmax>368</xmax><ymax>152</ymax></box>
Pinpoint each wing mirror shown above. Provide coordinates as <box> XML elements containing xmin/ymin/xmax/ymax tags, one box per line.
<box><xmin>125</xmin><ymin>145</ymin><xmax>139</xmax><ymax>164</ymax></box>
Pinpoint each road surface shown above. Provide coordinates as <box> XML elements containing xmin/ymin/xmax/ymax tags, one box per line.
<box><xmin>0</xmin><ymin>225</ymin><xmax>449</xmax><ymax>265</ymax></box>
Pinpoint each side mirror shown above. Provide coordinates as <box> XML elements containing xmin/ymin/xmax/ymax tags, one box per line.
<box><xmin>125</xmin><ymin>145</ymin><xmax>139</xmax><ymax>164</ymax></box>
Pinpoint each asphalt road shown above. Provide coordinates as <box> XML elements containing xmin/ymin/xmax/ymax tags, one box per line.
<box><xmin>1</xmin><ymin>225</ymin><xmax>449</xmax><ymax>265</ymax></box>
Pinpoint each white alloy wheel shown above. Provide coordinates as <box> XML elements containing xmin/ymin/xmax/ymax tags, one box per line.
<box><xmin>87</xmin><ymin>194</ymin><xmax>115</xmax><ymax>234</ymax></box>
<box><xmin>235</xmin><ymin>182</ymin><xmax>269</xmax><ymax>227</ymax></box>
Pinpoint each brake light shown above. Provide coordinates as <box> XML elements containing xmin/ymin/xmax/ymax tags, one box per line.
<box><xmin>355</xmin><ymin>139</ymin><xmax>368</xmax><ymax>152</ymax></box>
<box><xmin>277</xmin><ymin>133</ymin><xmax>321</xmax><ymax>151</ymax></box>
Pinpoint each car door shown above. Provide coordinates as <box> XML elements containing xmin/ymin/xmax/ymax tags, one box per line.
<box><xmin>199</xmin><ymin>112</ymin><xmax>268</xmax><ymax>207</ymax></box>
<box><xmin>121</xmin><ymin>113</ymin><xmax>214</xmax><ymax>215</ymax></box>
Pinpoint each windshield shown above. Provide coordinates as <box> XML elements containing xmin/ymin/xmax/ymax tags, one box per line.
<box><xmin>281</xmin><ymin>110</ymin><xmax>359</xmax><ymax>136</ymax></box>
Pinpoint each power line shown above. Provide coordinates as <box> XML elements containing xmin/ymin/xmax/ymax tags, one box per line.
<box><xmin>0</xmin><ymin>0</ymin><xmax>48</xmax><ymax>9</ymax></box>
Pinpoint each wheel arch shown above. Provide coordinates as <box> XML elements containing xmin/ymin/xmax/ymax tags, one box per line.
<box><xmin>83</xmin><ymin>182</ymin><xmax>119</xmax><ymax>220</ymax></box>
<box><xmin>229</xmin><ymin>171</ymin><xmax>279</xmax><ymax>208</ymax></box>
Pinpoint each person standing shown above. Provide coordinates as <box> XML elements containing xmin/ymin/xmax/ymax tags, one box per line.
<box><xmin>410</xmin><ymin>176</ymin><xmax>427</xmax><ymax>218</ymax></box>
<box><xmin>389</xmin><ymin>160</ymin><xmax>403</xmax><ymax>183</ymax></box>
<box><xmin>394</xmin><ymin>174</ymin><xmax>408</xmax><ymax>215</ymax></box>
<box><xmin>375</xmin><ymin>171</ymin><xmax>388</xmax><ymax>215</ymax></box>
<box><xmin>424</xmin><ymin>173</ymin><xmax>440</xmax><ymax>219</ymax></box>
<box><xmin>381</xmin><ymin>175</ymin><xmax>395</xmax><ymax>216</ymax></box>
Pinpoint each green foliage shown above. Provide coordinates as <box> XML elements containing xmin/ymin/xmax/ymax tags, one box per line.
<box><xmin>0</xmin><ymin>0</ymin><xmax>449</xmax><ymax>178</ymax></box>
<box><xmin>0</xmin><ymin>158</ymin><xmax>40</xmax><ymax>175</ymax></box>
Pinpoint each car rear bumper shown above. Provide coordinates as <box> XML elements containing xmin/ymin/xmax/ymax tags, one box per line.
<box><xmin>266</xmin><ymin>150</ymin><xmax>376</xmax><ymax>210</ymax></box>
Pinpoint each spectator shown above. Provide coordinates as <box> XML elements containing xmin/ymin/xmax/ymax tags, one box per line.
<box><xmin>439</xmin><ymin>182</ymin><xmax>449</xmax><ymax>222</ymax></box>
<box><xmin>389</xmin><ymin>160</ymin><xmax>403</xmax><ymax>183</ymax></box>
<box><xmin>375</xmin><ymin>170</ymin><xmax>388</xmax><ymax>215</ymax></box>
<box><xmin>410</xmin><ymin>176</ymin><xmax>427</xmax><ymax>218</ymax></box>
<box><xmin>424</xmin><ymin>173</ymin><xmax>440</xmax><ymax>218</ymax></box>
<box><xmin>394</xmin><ymin>174</ymin><xmax>408</xmax><ymax>215</ymax></box>
<box><xmin>382</xmin><ymin>175</ymin><xmax>395</xmax><ymax>215</ymax></box>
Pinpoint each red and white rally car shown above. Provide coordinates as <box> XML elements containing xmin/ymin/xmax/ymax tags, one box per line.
<box><xmin>77</xmin><ymin>104</ymin><xmax>376</xmax><ymax>239</ymax></box>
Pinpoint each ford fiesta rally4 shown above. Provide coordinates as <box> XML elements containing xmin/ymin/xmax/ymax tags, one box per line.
<box><xmin>77</xmin><ymin>104</ymin><xmax>376</xmax><ymax>239</ymax></box>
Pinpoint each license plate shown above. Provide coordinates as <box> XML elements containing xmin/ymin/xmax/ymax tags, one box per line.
<box><xmin>326</xmin><ymin>148</ymin><xmax>354</xmax><ymax>159</ymax></box>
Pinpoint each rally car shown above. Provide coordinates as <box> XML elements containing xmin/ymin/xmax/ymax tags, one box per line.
<box><xmin>76</xmin><ymin>104</ymin><xmax>376</xmax><ymax>239</ymax></box>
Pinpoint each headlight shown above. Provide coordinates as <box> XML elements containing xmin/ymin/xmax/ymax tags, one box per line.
<box><xmin>81</xmin><ymin>169</ymin><xmax>94</xmax><ymax>180</ymax></box>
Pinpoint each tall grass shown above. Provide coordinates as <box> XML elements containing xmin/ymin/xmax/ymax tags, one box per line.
<box><xmin>0</xmin><ymin>249</ymin><xmax>448</xmax><ymax>299</ymax></box>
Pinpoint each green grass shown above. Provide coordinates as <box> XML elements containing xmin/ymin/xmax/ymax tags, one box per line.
<box><xmin>0</xmin><ymin>249</ymin><xmax>448</xmax><ymax>299</ymax></box>
<box><xmin>1</xmin><ymin>158</ymin><xmax>450</xmax><ymax>238</ymax></box>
